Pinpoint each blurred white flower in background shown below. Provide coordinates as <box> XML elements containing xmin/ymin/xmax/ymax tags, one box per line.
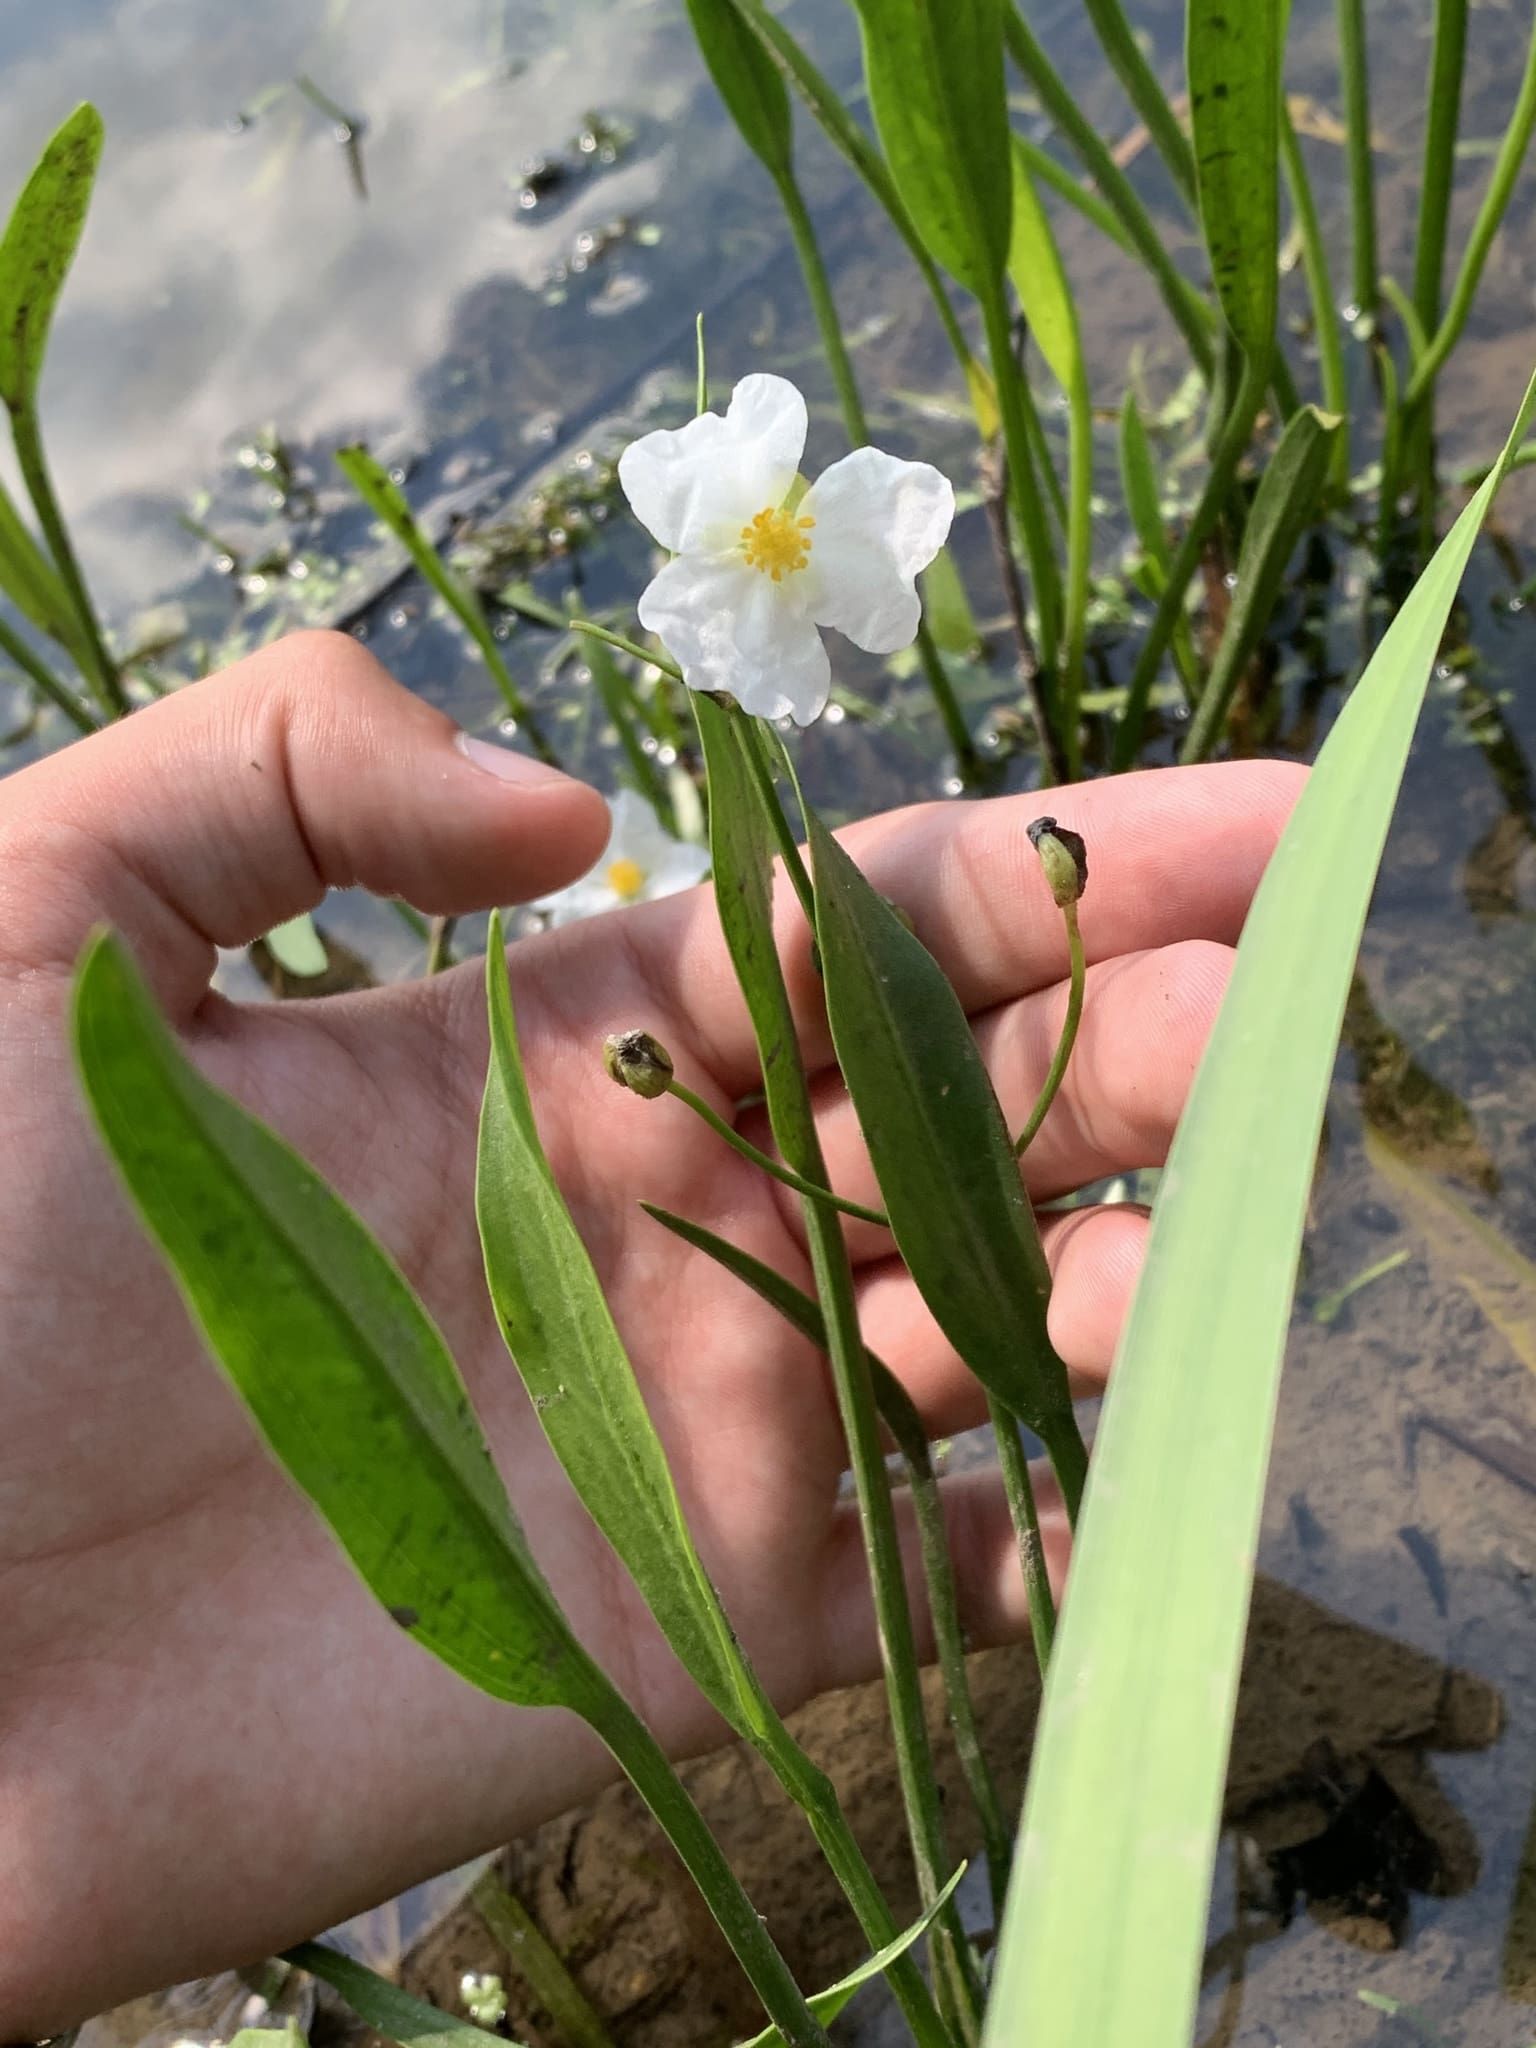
<box><xmin>533</xmin><ymin>788</ymin><xmax>711</xmax><ymax>927</ymax></box>
<box><xmin>619</xmin><ymin>372</ymin><xmax>954</xmax><ymax>725</ymax></box>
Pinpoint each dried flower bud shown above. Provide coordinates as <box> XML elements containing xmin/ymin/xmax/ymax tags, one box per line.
<box><xmin>603</xmin><ymin>1028</ymin><xmax>675</xmax><ymax>1099</ymax></box>
<box><xmin>1027</xmin><ymin>815</ymin><xmax>1088</xmax><ymax>908</ymax></box>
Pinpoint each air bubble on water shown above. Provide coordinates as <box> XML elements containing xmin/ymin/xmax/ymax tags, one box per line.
<box><xmin>498</xmin><ymin>715</ymin><xmax>520</xmax><ymax>739</ymax></box>
<box><xmin>243</xmin><ymin>573</ymin><xmax>269</xmax><ymax>597</ymax></box>
<box><xmin>387</xmin><ymin>464</ymin><xmax>408</xmax><ymax>487</ymax></box>
<box><xmin>214</xmin><ymin>553</ymin><xmax>236</xmax><ymax>576</ymax></box>
<box><xmin>518</xmin><ymin>189</ymin><xmax>538</xmax><ymax>211</ymax></box>
<box><xmin>574</xmin><ymin>664</ymin><xmax>593</xmax><ymax>686</ymax></box>
<box><xmin>942</xmin><ymin>774</ymin><xmax>964</xmax><ymax>796</ymax></box>
<box><xmin>351</xmin><ymin>622</ymin><xmax>370</xmax><ymax>642</ymax></box>
<box><xmin>574</xmin><ymin>449</ymin><xmax>594</xmax><ymax>471</ymax></box>
<box><xmin>388</xmin><ymin>606</ymin><xmax>409</xmax><ymax>630</ymax></box>
<box><xmin>656</xmin><ymin>743</ymin><xmax>677</xmax><ymax>766</ymax></box>
<box><xmin>289</xmin><ymin>559</ymin><xmax>309</xmax><ymax>582</ymax></box>
<box><xmin>592</xmin><ymin>503</ymin><xmax>610</xmax><ymax>524</ymax></box>
<box><xmin>1341</xmin><ymin>301</ymin><xmax>1361</xmax><ymax>326</ymax></box>
<box><xmin>641</xmin><ymin>734</ymin><xmax>660</xmax><ymax>756</ymax></box>
<box><xmin>823</xmin><ymin>702</ymin><xmax>846</xmax><ymax>725</ymax></box>
<box><xmin>493</xmin><ymin>619</ymin><xmax>513</xmax><ymax>640</ymax></box>
<box><xmin>1223</xmin><ymin>570</ymin><xmax>1239</xmax><ymax>591</ymax></box>
<box><xmin>547</xmin><ymin>526</ymin><xmax>568</xmax><ymax>549</ymax></box>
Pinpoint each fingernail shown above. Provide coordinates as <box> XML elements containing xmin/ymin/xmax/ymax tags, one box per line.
<box><xmin>455</xmin><ymin>732</ymin><xmax>567</xmax><ymax>785</ymax></box>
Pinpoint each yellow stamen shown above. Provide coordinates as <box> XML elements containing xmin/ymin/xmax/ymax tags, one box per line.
<box><xmin>740</xmin><ymin>505</ymin><xmax>815</xmax><ymax>583</ymax></box>
<box><xmin>606</xmin><ymin>857</ymin><xmax>647</xmax><ymax>901</ymax></box>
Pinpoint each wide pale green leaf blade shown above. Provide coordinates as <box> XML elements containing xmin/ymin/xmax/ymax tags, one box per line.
<box><xmin>71</xmin><ymin>930</ymin><xmax>598</xmax><ymax>1712</ymax></box>
<box><xmin>476</xmin><ymin>912</ymin><xmax>758</xmax><ymax>1738</ymax></box>
<box><xmin>0</xmin><ymin>103</ymin><xmax>102</xmax><ymax>410</ymax></box>
<box><xmin>285</xmin><ymin>1943</ymin><xmax>522</xmax><ymax>2048</ymax></box>
<box><xmin>848</xmin><ymin>0</ymin><xmax>1010</xmax><ymax>296</ymax></box>
<box><xmin>1187</xmin><ymin>0</ymin><xmax>1282</xmax><ymax>357</ymax></box>
<box><xmin>801</xmin><ymin>803</ymin><xmax>1082</xmax><ymax>1496</ymax></box>
<box><xmin>263</xmin><ymin>910</ymin><xmax>329</xmax><ymax>977</ymax></box>
<box><xmin>737</xmin><ymin>1863</ymin><xmax>966</xmax><ymax>2048</ymax></box>
<box><xmin>984</xmin><ymin>361</ymin><xmax>1536</xmax><ymax>2048</ymax></box>
<box><xmin>1006</xmin><ymin>140</ymin><xmax>1080</xmax><ymax>395</ymax></box>
<box><xmin>684</xmin><ymin>0</ymin><xmax>793</xmax><ymax>181</ymax></box>
<box><xmin>1182</xmin><ymin>403</ymin><xmax>1342</xmax><ymax>760</ymax></box>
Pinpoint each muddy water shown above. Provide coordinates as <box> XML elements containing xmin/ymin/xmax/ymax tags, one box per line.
<box><xmin>7</xmin><ymin>1</ymin><xmax>1536</xmax><ymax>2043</ymax></box>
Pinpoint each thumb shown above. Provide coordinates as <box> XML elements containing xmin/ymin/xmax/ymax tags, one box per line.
<box><xmin>0</xmin><ymin>630</ymin><xmax>610</xmax><ymax>1015</ymax></box>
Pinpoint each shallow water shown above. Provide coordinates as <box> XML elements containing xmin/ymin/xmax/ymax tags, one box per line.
<box><xmin>6</xmin><ymin>1</ymin><xmax>1536</xmax><ymax>2043</ymax></box>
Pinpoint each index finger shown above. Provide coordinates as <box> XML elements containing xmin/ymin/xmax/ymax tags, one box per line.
<box><xmin>632</xmin><ymin>758</ymin><xmax>1306</xmax><ymax>1092</ymax></box>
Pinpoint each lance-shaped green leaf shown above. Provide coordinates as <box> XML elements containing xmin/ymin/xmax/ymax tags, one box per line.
<box><xmin>0</xmin><ymin>102</ymin><xmax>102</xmax><ymax>410</ymax></box>
<box><xmin>1117</xmin><ymin>393</ymin><xmax>1199</xmax><ymax>701</ymax></box>
<box><xmin>263</xmin><ymin>910</ymin><xmax>329</xmax><ymax>977</ymax></box>
<box><xmin>0</xmin><ymin>479</ymin><xmax>77</xmax><ymax>646</ymax></box>
<box><xmin>802</xmin><ymin>802</ymin><xmax>1086</xmax><ymax>1514</ymax></box>
<box><xmin>476</xmin><ymin>912</ymin><xmax>760</xmax><ymax>1737</ymax></box>
<box><xmin>738</xmin><ymin>1863</ymin><xmax>967</xmax><ymax>2048</ymax></box>
<box><xmin>685</xmin><ymin>0</ymin><xmax>793</xmax><ymax>180</ymax></box>
<box><xmin>71</xmin><ymin>929</ymin><xmax>606</xmax><ymax>1715</ymax></box>
<box><xmin>1188</xmin><ymin>0</ymin><xmax>1282</xmax><ymax>360</ymax></box>
<box><xmin>1182</xmin><ymin>404</ymin><xmax>1342</xmax><ymax>761</ymax></box>
<box><xmin>847</xmin><ymin>0</ymin><xmax>1010</xmax><ymax>298</ymax></box>
<box><xmin>285</xmin><ymin>1946</ymin><xmax>519</xmax><ymax>2048</ymax></box>
<box><xmin>985</xmin><ymin>360</ymin><xmax>1536</xmax><ymax>2048</ymax></box>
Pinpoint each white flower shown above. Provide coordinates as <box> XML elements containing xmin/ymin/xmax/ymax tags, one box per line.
<box><xmin>533</xmin><ymin>789</ymin><xmax>711</xmax><ymax>927</ymax></box>
<box><xmin>619</xmin><ymin>373</ymin><xmax>955</xmax><ymax>725</ymax></box>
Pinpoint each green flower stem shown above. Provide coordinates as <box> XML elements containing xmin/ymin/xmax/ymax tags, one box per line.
<box><xmin>666</xmin><ymin>1077</ymin><xmax>891</xmax><ymax>1228</ymax></box>
<box><xmin>1405</xmin><ymin>8</ymin><xmax>1536</xmax><ymax>412</ymax></box>
<box><xmin>582</xmin><ymin>1682</ymin><xmax>831</xmax><ymax>2048</ymax></box>
<box><xmin>1279</xmin><ymin>109</ymin><xmax>1349</xmax><ymax>489</ymax></box>
<box><xmin>425</xmin><ymin>915</ymin><xmax>457</xmax><ymax>976</ymax></box>
<box><xmin>1111</xmin><ymin>346</ymin><xmax>1272</xmax><ymax>771</ymax></box>
<box><xmin>1081</xmin><ymin>0</ymin><xmax>1197</xmax><ymax>210</ymax></box>
<box><xmin>740</xmin><ymin>718</ymin><xmax>817</xmax><ymax>924</ymax></box>
<box><xmin>0</xmin><ymin>611</ymin><xmax>98</xmax><ymax>733</ymax></box>
<box><xmin>988</xmin><ymin>1397</ymin><xmax>1057</xmax><ymax>1675</ymax></box>
<box><xmin>735</xmin><ymin>714</ymin><xmax>982</xmax><ymax>2042</ymax></box>
<box><xmin>1004</xmin><ymin>7</ymin><xmax>1215</xmax><ymax>383</ymax></box>
<box><xmin>1336</xmin><ymin>0</ymin><xmax>1379</xmax><ymax>327</ymax></box>
<box><xmin>561</xmin><ymin>617</ymin><xmax>679</xmax><ymax>682</ymax></box>
<box><xmin>472</xmin><ymin>1875</ymin><xmax>616</xmax><ymax>2048</ymax></box>
<box><xmin>981</xmin><ymin>285</ymin><xmax>1063</xmax><ymax>697</ymax></box>
<box><xmin>1413</xmin><ymin>0</ymin><xmax>1468</xmax><ymax>337</ymax></box>
<box><xmin>774</xmin><ymin>170</ymin><xmax>977</xmax><ymax>781</ymax></box>
<box><xmin>1015</xmin><ymin>901</ymin><xmax>1084</xmax><ymax>1158</ymax></box>
<box><xmin>8</xmin><ymin>404</ymin><xmax>126</xmax><ymax>718</ymax></box>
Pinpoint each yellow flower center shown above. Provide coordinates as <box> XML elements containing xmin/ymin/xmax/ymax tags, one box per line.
<box><xmin>740</xmin><ymin>505</ymin><xmax>815</xmax><ymax>582</ymax></box>
<box><xmin>606</xmin><ymin>856</ymin><xmax>648</xmax><ymax>901</ymax></box>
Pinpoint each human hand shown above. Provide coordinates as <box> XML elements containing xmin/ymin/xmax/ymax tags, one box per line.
<box><xmin>0</xmin><ymin>632</ymin><xmax>1302</xmax><ymax>2029</ymax></box>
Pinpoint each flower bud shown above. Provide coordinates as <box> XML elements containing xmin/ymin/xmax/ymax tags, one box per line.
<box><xmin>1027</xmin><ymin>815</ymin><xmax>1088</xmax><ymax>908</ymax></box>
<box><xmin>603</xmin><ymin>1028</ymin><xmax>675</xmax><ymax>1099</ymax></box>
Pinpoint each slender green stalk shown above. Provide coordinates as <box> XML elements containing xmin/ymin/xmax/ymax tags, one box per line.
<box><xmin>666</xmin><ymin>1077</ymin><xmax>891</xmax><ymax>1228</ymax></box>
<box><xmin>1405</xmin><ymin>9</ymin><xmax>1536</xmax><ymax>410</ymax></box>
<box><xmin>1413</xmin><ymin>0</ymin><xmax>1468</xmax><ymax>337</ymax></box>
<box><xmin>8</xmin><ymin>405</ymin><xmax>125</xmax><ymax>717</ymax></box>
<box><xmin>1004</xmin><ymin>7</ymin><xmax>1215</xmax><ymax>381</ymax></box>
<box><xmin>1015</xmin><ymin>902</ymin><xmax>1084</xmax><ymax>1157</ymax></box>
<box><xmin>739</xmin><ymin>717</ymin><xmax>982</xmax><ymax>2042</ymax></box>
<box><xmin>1020</xmin><ymin>379</ymin><xmax>1070</xmax><ymax>542</ymax></box>
<box><xmin>1111</xmin><ymin>347</ymin><xmax>1271</xmax><ymax>771</ymax></box>
<box><xmin>725</xmin><ymin>0</ymin><xmax>986</xmax><ymax>405</ymax></box>
<box><xmin>1336</xmin><ymin>0</ymin><xmax>1379</xmax><ymax>326</ymax></box>
<box><xmin>696</xmin><ymin>310</ymin><xmax>708</xmax><ymax>417</ymax></box>
<box><xmin>473</xmin><ymin>1875</ymin><xmax>616</xmax><ymax>2048</ymax></box>
<box><xmin>1375</xmin><ymin>334</ymin><xmax>1405</xmax><ymax>561</ymax></box>
<box><xmin>566</xmin><ymin>617</ymin><xmax>682</xmax><ymax>682</ymax></box>
<box><xmin>1061</xmin><ymin>372</ymin><xmax>1093</xmax><ymax>760</ymax></box>
<box><xmin>775</xmin><ymin>170</ymin><xmax>977</xmax><ymax>778</ymax></box>
<box><xmin>0</xmin><ymin>611</ymin><xmax>98</xmax><ymax>733</ymax></box>
<box><xmin>1279</xmin><ymin>109</ymin><xmax>1349</xmax><ymax>487</ymax></box>
<box><xmin>982</xmin><ymin>287</ymin><xmax>1063</xmax><ymax>697</ymax></box>
<box><xmin>584</xmin><ymin>1685</ymin><xmax>830</xmax><ymax>2048</ymax></box>
<box><xmin>742</xmin><ymin>718</ymin><xmax>816</xmax><ymax>923</ymax></box>
<box><xmin>1081</xmin><ymin>0</ymin><xmax>1197</xmax><ymax>209</ymax></box>
<box><xmin>988</xmin><ymin>1396</ymin><xmax>1057</xmax><ymax>1673</ymax></box>
<box><xmin>426</xmin><ymin>915</ymin><xmax>456</xmax><ymax>975</ymax></box>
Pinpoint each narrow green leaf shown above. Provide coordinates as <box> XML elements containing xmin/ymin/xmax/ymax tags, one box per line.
<box><xmin>0</xmin><ymin>477</ymin><xmax>77</xmax><ymax>646</ymax></box>
<box><xmin>684</xmin><ymin>0</ymin><xmax>793</xmax><ymax>180</ymax></box>
<box><xmin>285</xmin><ymin>1943</ymin><xmax>523</xmax><ymax>2048</ymax></box>
<box><xmin>738</xmin><ymin>1863</ymin><xmax>967</xmax><ymax>2048</ymax></box>
<box><xmin>476</xmin><ymin>912</ymin><xmax>759</xmax><ymax>1739</ymax></box>
<box><xmin>0</xmin><ymin>103</ymin><xmax>102</xmax><ymax>411</ymax></box>
<box><xmin>1182</xmin><ymin>403</ymin><xmax>1343</xmax><ymax>761</ymax></box>
<box><xmin>801</xmin><ymin>803</ymin><xmax>1085</xmax><ymax>1507</ymax></box>
<box><xmin>473</xmin><ymin>1877</ymin><xmax>615</xmax><ymax>2048</ymax></box>
<box><xmin>985</xmin><ymin>360</ymin><xmax>1536</xmax><ymax>2048</ymax></box>
<box><xmin>847</xmin><ymin>0</ymin><xmax>1010</xmax><ymax>297</ymax></box>
<box><xmin>1117</xmin><ymin>392</ymin><xmax>1199</xmax><ymax>701</ymax></box>
<box><xmin>1187</xmin><ymin>0</ymin><xmax>1282</xmax><ymax>358</ymax></box>
<box><xmin>263</xmin><ymin>910</ymin><xmax>329</xmax><ymax>978</ymax></box>
<box><xmin>71</xmin><ymin>930</ymin><xmax>604</xmax><ymax>1714</ymax></box>
<box><xmin>919</xmin><ymin>546</ymin><xmax>979</xmax><ymax>658</ymax></box>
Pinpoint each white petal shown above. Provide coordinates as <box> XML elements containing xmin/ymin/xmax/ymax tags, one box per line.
<box><xmin>618</xmin><ymin>375</ymin><xmax>808</xmax><ymax>555</ymax></box>
<box><xmin>643</xmin><ymin>839</ymin><xmax>712</xmax><ymax>899</ymax></box>
<box><xmin>800</xmin><ymin>448</ymin><xmax>955</xmax><ymax>654</ymax></box>
<box><xmin>533</xmin><ymin>875</ymin><xmax>618</xmax><ymax>927</ymax></box>
<box><xmin>637</xmin><ymin>551</ymin><xmax>832</xmax><ymax>725</ymax></box>
<box><xmin>604</xmin><ymin>787</ymin><xmax>677</xmax><ymax>871</ymax></box>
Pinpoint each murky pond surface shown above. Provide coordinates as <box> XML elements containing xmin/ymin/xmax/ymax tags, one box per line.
<box><xmin>8</xmin><ymin>1</ymin><xmax>1536</xmax><ymax>2042</ymax></box>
